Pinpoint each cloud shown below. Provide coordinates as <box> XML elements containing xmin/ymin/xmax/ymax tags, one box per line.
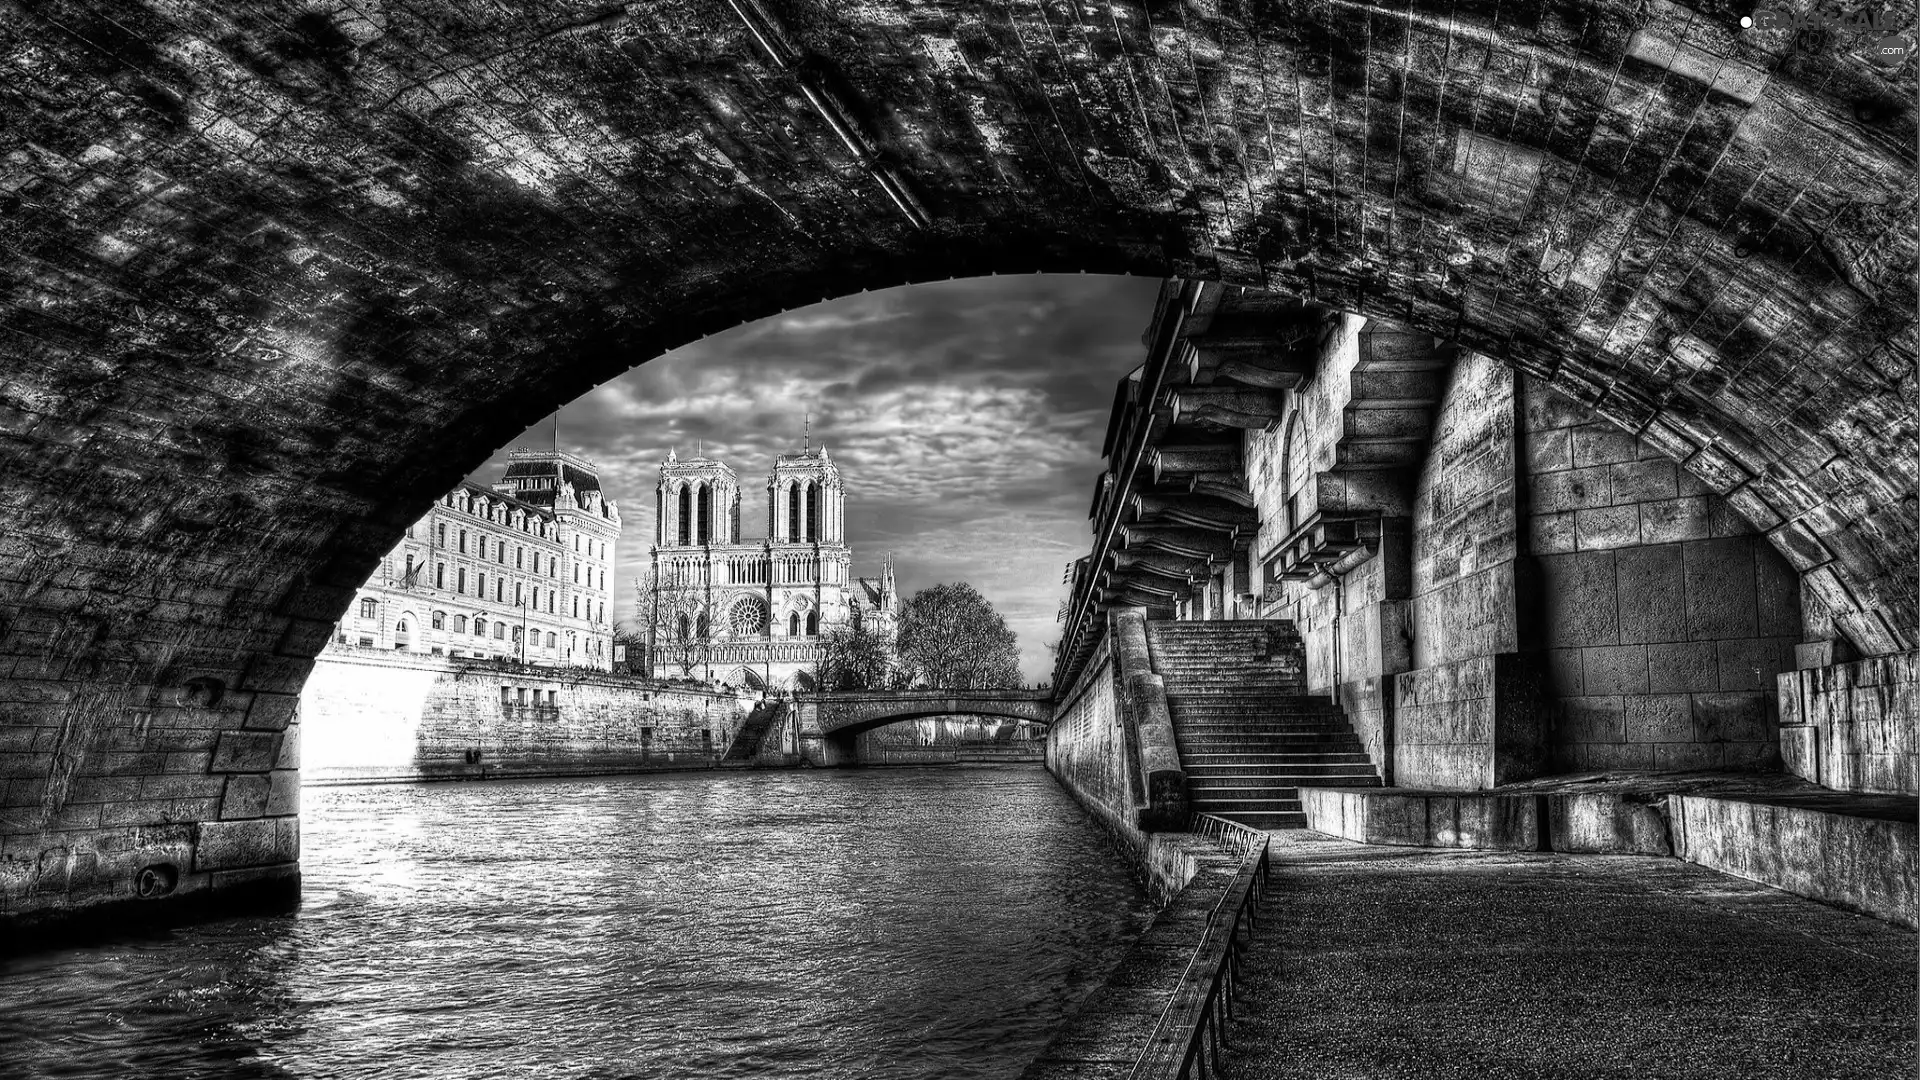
<box><xmin>471</xmin><ymin>274</ymin><xmax>1163</xmax><ymax>680</ymax></box>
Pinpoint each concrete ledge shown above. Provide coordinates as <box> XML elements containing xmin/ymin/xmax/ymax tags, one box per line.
<box><xmin>1302</xmin><ymin>788</ymin><xmax>1540</xmax><ymax>850</ymax></box>
<box><xmin>1668</xmin><ymin>794</ymin><xmax>1917</xmax><ymax>929</ymax></box>
<box><xmin>1305</xmin><ymin>782</ymin><xmax>1917</xmax><ymax>926</ymax></box>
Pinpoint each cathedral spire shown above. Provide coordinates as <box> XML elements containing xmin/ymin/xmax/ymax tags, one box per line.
<box><xmin>803</xmin><ymin>411</ymin><xmax>810</xmax><ymax>452</ymax></box>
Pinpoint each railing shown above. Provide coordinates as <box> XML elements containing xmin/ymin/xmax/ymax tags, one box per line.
<box><xmin>1190</xmin><ymin>813</ymin><xmax>1266</xmax><ymax>863</ymax></box>
<box><xmin>1127</xmin><ymin>830</ymin><xmax>1272</xmax><ymax>1080</ymax></box>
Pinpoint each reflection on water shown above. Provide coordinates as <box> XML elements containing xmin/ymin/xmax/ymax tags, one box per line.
<box><xmin>1</xmin><ymin>768</ymin><xmax>1151</xmax><ymax>1079</ymax></box>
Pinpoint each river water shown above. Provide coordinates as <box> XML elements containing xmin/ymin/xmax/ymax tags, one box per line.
<box><xmin>0</xmin><ymin>768</ymin><xmax>1152</xmax><ymax>1080</ymax></box>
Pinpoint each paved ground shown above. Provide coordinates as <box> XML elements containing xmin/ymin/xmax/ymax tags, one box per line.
<box><xmin>1226</xmin><ymin>833</ymin><xmax>1915</xmax><ymax>1080</ymax></box>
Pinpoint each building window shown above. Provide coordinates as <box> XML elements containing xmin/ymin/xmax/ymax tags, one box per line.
<box><xmin>574</xmin><ymin>564</ymin><xmax>580</xmax><ymax>584</ymax></box>
<box><xmin>573</xmin><ymin>596</ymin><xmax>580</xmax><ymax>618</ymax></box>
<box><xmin>478</xmin><ymin>573</ymin><xmax>486</xmax><ymax>597</ymax></box>
<box><xmin>431</xmin><ymin>647</ymin><xmax>443</xmax><ymax>656</ymax></box>
<box><xmin>432</xmin><ymin>611</ymin><xmax>445</xmax><ymax>629</ymax></box>
<box><xmin>512</xmin><ymin>626</ymin><xmax>523</xmax><ymax>643</ymax></box>
<box><xmin>494</xmin><ymin>623</ymin><xmax>505</xmax><ymax>640</ymax></box>
<box><xmin>806</xmin><ymin>481</ymin><xmax>819</xmax><ymax>542</ymax></box>
<box><xmin>516</xmin><ymin>547</ymin><xmax>523</xmax><ymax>569</ymax></box>
<box><xmin>359</xmin><ymin>598</ymin><xmax>377</xmax><ymax>619</ymax></box>
<box><xmin>548</xmin><ymin>690</ymin><xmax>557</xmax><ymax>706</ymax></box>
<box><xmin>805</xmin><ymin>611</ymin><xmax>818</xmax><ymax>636</ymax></box>
<box><xmin>598</xmin><ymin>569</ymin><xmax>605</xmax><ymax>590</ymax></box>
<box><xmin>547</xmin><ymin>632</ymin><xmax>557</xmax><ymax>649</ymax></box>
<box><xmin>454</xmin><ymin>615</ymin><xmax>467</xmax><ymax>633</ymax></box>
<box><xmin>495</xmin><ymin>579</ymin><xmax>503</xmax><ymax>602</ymax></box>
<box><xmin>478</xmin><ymin>536</ymin><xmax>486</xmax><ymax>560</ymax></box>
<box><xmin>404</xmin><ymin>554</ymin><xmax>414</xmax><ymax>581</ymax></box>
<box><xmin>436</xmin><ymin>563</ymin><xmax>445</xmax><ymax>589</ymax></box>
<box><xmin>532</xmin><ymin>586</ymin><xmax>539</xmax><ymax>609</ymax></box>
<box><xmin>438</xmin><ymin>523</ymin><xmax>447</xmax><ymax>546</ymax></box>
<box><xmin>515</xmin><ymin>584</ymin><xmax>523</xmax><ymax>606</ymax></box>
<box><xmin>359</xmin><ymin>636</ymin><xmax>375</xmax><ymax>647</ymax></box>
<box><xmin>501</xmin><ymin>686</ymin><xmax>511</xmax><ymax>705</ymax></box>
<box><xmin>677</xmin><ymin>485</ymin><xmax>691</xmax><ymax>545</ymax></box>
<box><xmin>459</xmin><ymin>530</ymin><xmax>468</xmax><ymax>553</ymax></box>
<box><xmin>789</xmin><ymin>612</ymin><xmax>800</xmax><ymax>637</ymax></box>
<box><xmin>474</xmin><ymin>618</ymin><xmax>487</xmax><ymax>637</ymax></box>
<box><xmin>458</xmin><ymin>569</ymin><xmax>467</xmax><ymax>594</ymax></box>
<box><xmin>788</xmin><ymin>481</ymin><xmax>800</xmax><ymax>540</ymax></box>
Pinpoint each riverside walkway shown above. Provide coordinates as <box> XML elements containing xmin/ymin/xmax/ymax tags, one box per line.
<box><xmin>1224</xmin><ymin>833</ymin><xmax>1913</xmax><ymax>1080</ymax></box>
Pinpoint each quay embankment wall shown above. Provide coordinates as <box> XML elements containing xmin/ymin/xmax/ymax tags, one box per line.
<box><xmin>1046</xmin><ymin>615</ymin><xmax>1204</xmax><ymax>903</ymax></box>
<box><xmin>300</xmin><ymin>650</ymin><xmax>756</xmax><ymax>784</ymax></box>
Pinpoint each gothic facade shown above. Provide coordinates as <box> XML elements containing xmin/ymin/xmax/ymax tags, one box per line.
<box><xmin>646</xmin><ymin>445</ymin><xmax>898</xmax><ymax>689</ymax></box>
<box><xmin>331</xmin><ymin>448</ymin><xmax>622</xmax><ymax>670</ymax></box>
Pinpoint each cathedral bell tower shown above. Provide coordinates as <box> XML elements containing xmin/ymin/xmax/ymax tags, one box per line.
<box><xmin>657</xmin><ymin>448</ymin><xmax>741</xmax><ymax>548</ymax></box>
<box><xmin>767</xmin><ymin>444</ymin><xmax>843</xmax><ymax>544</ymax></box>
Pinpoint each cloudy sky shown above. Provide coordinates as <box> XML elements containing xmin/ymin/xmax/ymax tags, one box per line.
<box><xmin>468</xmin><ymin>274</ymin><xmax>1165</xmax><ymax>681</ymax></box>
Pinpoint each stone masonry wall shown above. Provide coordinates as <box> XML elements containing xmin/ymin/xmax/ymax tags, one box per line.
<box><xmin>1046</xmin><ymin>634</ymin><xmax>1139</xmax><ymax>845</ymax></box>
<box><xmin>1393</xmin><ymin>351</ymin><xmax>1540</xmax><ymax>788</ymax></box>
<box><xmin>1778</xmin><ymin>653</ymin><xmax>1919</xmax><ymax>795</ymax></box>
<box><xmin>1250</xmin><ymin>315</ymin><xmax>1408</xmax><ymax>779</ymax></box>
<box><xmin>300</xmin><ymin>652</ymin><xmax>755</xmax><ymax>783</ymax></box>
<box><xmin>1522</xmin><ymin>379</ymin><xmax>1801</xmax><ymax>773</ymax></box>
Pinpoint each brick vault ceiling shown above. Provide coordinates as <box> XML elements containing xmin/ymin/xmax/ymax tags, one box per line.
<box><xmin>0</xmin><ymin>0</ymin><xmax>1913</xmax><ymax>690</ymax></box>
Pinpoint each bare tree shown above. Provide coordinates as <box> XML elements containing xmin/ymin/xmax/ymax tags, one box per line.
<box><xmin>637</xmin><ymin>566</ymin><xmax>712</xmax><ymax>679</ymax></box>
<box><xmin>814</xmin><ymin>620</ymin><xmax>894</xmax><ymax>691</ymax></box>
<box><xmin>896</xmin><ymin>582</ymin><xmax>1021</xmax><ymax>689</ymax></box>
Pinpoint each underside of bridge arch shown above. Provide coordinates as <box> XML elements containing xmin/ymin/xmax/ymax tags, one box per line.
<box><xmin>0</xmin><ymin>0</ymin><xmax>1913</xmax><ymax>931</ymax></box>
<box><xmin>826</xmin><ymin>710</ymin><xmax>1055</xmax><ymax>740</ymax></box>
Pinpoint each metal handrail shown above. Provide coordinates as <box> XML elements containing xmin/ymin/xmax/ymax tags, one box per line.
<box><xmin>1126</xmin><ymin>830</ymin><xmax>1272</xmax><ymax>1080</ymax></box>
<box><xmin>1190</xmin><ymin>813</ymin><xmax>1265</xmax><ymax>862</ymax></box>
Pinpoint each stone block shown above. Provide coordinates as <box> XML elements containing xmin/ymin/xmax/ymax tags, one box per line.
<box><xmin>274</xmin><ymin>723</ymin><xmax>300</xmax><ymax>770</ymax></box>
<box><xmin>1570</xmin><ymin>425</ymin><xmax>1641</xmax><ymax>467</ymax></box>
<box><xmin>1692</xmin><ymin>692</ymin><xmax>1771</xmax><ymax>743</ymax></box>
<box><xmin>1638</xmin><ymin>496</ymin><xmax>1710</xmax><ymax>544</ymax></box>
<box><xmin>211</xmin><ymin>730</ymin><xmax>281</xmax><ymax>773</ymax></box>
<box><xmin>1532</xmin><ymin>465</ymin><xmax>1611</xmax><ymax>512</ymax></box>
<box><xmin>1667</xmin><ymin>795</ymin><xmax>1916</xmax><ymax>927</ymax></box>
<box><xmin>244</xmin><ymin>692</ymin><xmax>299</xmax><ymax>731</ymax></box>
<box><xmin>1624</xmin><ymin>694</ymin><xmax>1691</xmax><ymax>742</ymax></box>
<box><xmin>194</xmin><ymin>817</ymin><xmax>299</xmax><ymax>873</ymax></box>
<box><xmin>1529</xmin><ymin>511</ymin><xmax>1576</xmax><ymax>554</ymax></box>
<box><xmin>1454</xmin><ymin>794</ymin><xmax>1542</xmax><ymax>850</ymax></box>
<box><xmin>266</xmin><ymin>769</ymin><xmax>300</xmax><ymax>817</ymax></box>
<box><xmin>1707</xmin><ymin>497</ymin><xmax>1753</xmax><ymax>538</ymax></box>
<box><xmin>1608</xmin><ymin>458</ymin><xmax>1677</xmax><ymax>503</ymax></box>
<box><xmin>1653</xmin><ymin>741</ymin><xmax>1720</xmax><ymax>770</ymax></box>
<box><xmin>1647</xmin><ymin>641</ymin><xmax>1718</xmax><ymax>693</ymax></box>
<box><xmin>1558</xmin><ymin>695</ymin><xmax>1626</xmax><ymax>743</ymax></box>
<box><xmin>1547</xmin><ymin>793</ymin><xmax>1672</xmax><ymax>855</ymax></box>
<box><xmin>1682</xmin><ymin>537</ymin><xmax>1758</xmax><ymax>640</ymax></box>
<box><xmin>1614</xmin><ymin>544</ymin><xmax>1686</xmax><ymax>644</ymax></box>
<box><xmin>1578</xmin><ymin>742</ymin><xmax>1657</xmax><ymax>770</ymax></box>
<box><xmin>219</xmin><ymin>773</ymin><xmax>271</xmax><ymax>820</ymax></box>
<box><xmin>1583</xmin><ymin>645</ymin><xmax>1649</xmax><ymax>695</ymax></box>
<box><xmin>1538</xmin><ymin>550</ymin><xmax>1618</xmax><ymax>647</ymax></box>
<box><xmin>1526</xmin><ymin>427</ymin><xmax>1573</xmax><ymax>473</ymax></box>
<box><xmin>1546</xmin><ymin>648</ymin><xmax>1584</xmax><ymax>695</ymax></box>
<box><xmin>1574</xmin><ymin>505</ymin><xmax>1641</xmax><ymax>550</ymax></box>
<box><xmin>1716</xmin><ymin>637</ymin><xmax>1783</xmax><ymax>692</ymax></box>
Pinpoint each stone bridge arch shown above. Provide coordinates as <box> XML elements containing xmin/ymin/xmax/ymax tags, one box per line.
<box><xmin>802</xmin><ymin>690</ymin><xmax>1055</xmax><ymax>739</ymax></box>
<box><xmin>0</xmin><ymin>0</ymin><xmax>1912</xmax><ymax>930</ymax></box>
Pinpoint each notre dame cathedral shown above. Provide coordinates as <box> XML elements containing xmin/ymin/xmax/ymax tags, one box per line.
<box><xmin>645</xmin><ymin>442</ymin><xmax>898</xmax><ymax>690</ymax></box>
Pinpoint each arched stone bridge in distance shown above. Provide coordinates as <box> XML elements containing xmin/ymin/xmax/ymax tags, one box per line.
<box><xmin>803</xmin><ymin>689</ymin><xmax>1055</xmax><ymax>738</ymax></box>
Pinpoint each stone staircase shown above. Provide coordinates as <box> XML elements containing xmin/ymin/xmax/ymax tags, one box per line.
<box><xmin>1148</xmin><ymin>620</ymin><xmax>1381</xmax><ymax>830</ymax></box>
<box><xmin>720</xmin><ymin>700</ymin><xmax>785</xmax><ymax>764</ymax></box>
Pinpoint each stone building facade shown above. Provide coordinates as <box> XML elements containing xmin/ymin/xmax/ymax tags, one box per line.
<box><xmin>331</xmin><ymin>448</ymin><xmax>622</xmax><ymax>670</ymax></box>
<box><xmin>645</xmin><ymin>444</ymin><xmax>898</xmax><ymax>688</ymax></box>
